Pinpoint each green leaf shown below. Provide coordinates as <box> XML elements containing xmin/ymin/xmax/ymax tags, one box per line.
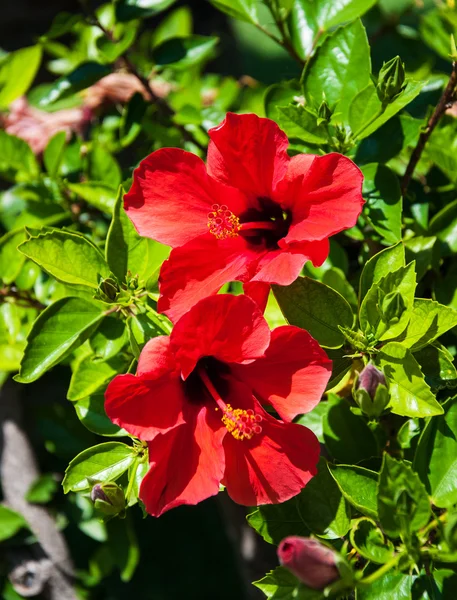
<box><xmin>67</xmin><ymin>182</ymin><xmax>116</xmax><ymax>213</ymax></box>
<box><xmin>0</xmin><ymin>45</ymin><xmax>42</xmax><ymax>108</ymax></box>
<box><xmin>90</xmin><ymin>316</ymin><xmax>128</xmax><ymax>361</ymax></box>
<box><xmin>350</xmin><ymin>80</ymin><xmax>425</xmax><ymax>139</ymax></box>
<box><xmin>414</xmin><ymin>397</ymin><xmax>457</xmax><ymax>508</ymax></box>
<box><xmin>377</xmin><ymin>454</ymin><xmax>431</xmax><ymax>538</ymax></box>
<box><xmin>254</xmin><ymin>567</ymin><xmax>321</xmax><ymax>600</ymax></box>
<box><xmin>289</xmin><ymin>0</ymin><xmax>376</xmax><ymax>59</ymax></box>
<box><xmin>88</xmin><ymin>145</ymin><xmax>122</xmax><ymax>190</ymax></box>
<box><xmin>248</xmin><ymin>458</ymin><xmax>350</xmax><ymax>543</ymax></box>
<box><xmin>67</xmin><ymin>354</ymin><xmax>129</xmax><ymax>401</ymax></box>
<box><xmin>323</xmin><ymin>395</ymin><xmax>378</xmax><ymax>464</ymax></box>
<box><xmin>42</xmin><ymin>12</ymin><xmax>82</xmax><ymax>39</ymax></box>
<box><xmin>16</xmin><ymin>297</ymin><xmax>104</xmax><ymax>383</ymax></box>
<box><xmin>116</xmin><ymin>0</ymin><xmax>177</xmax><ymax>21</ymax></box>
<box><xmin>295</xmin><ymin>402</ymin><xmax>330</xmax><ymax>443</ymax></box>
<box><xmin>39</xmin><ymin>62</ymin><xmax>111</xmax><ymax>106</ymax></box>
<box><xmin>63</xmin><ymin>442</ymin><xmax>136</xmax><ymax>493</ymax></box>
<box><xmin>359</xmin><ymin>262</ymin><xmax>416</xmax><ymax>342</ymax></box>
<box><xmin>127</xmin><ymin>312</ymin><xmax>168</xmax><ymax>357</ymax></box>
<box><xmin>361</xmin><ymin>164</ymin><xmax>402</xmax><ymax>245</ymax></box>
<box><xmin>357</xmin><ymin>572</ymin><xmax>412</xmax><ymax>599</ymax></box>
<box><xmin>273</xmin><ymin>277</ymin><xmax>353</xmax><ymax>349</ymax></box>
<box><xmin>0</xmin><ymin>505</ymin><xmax>29</xmax><ymax>541</ymax></box>
<box><xmin>276</xmin><ymin>104</ymin><xmax>328</xmax><ymax>145</ymax></box>
<box><xmin>19</xmin><ymin>230</ymin><xmax>110</xmax><ymax>289</ymax></box>
<box><xmin>322</xmin><ymin>268</ymin><xmax>358</xmax><ymax>310</ymax></box>
<box><xmin>396</xmin><ymin>299</ymin><xmax>457</xmax><ymax>351</ymax></box>
<box><xmin>0</xmin><ymin>229</ymin><xmax>27</xmax><ymax>285</ymax></box>
<box><xmin>303</xmin><ymin>19</ymin><xmax>371</xmax><ymax>123</ymax></box>
<box><xmin>120</xmin><ymin>92</ymin><xmax>148</xmax><ymax>147</ymax></box>
<box><xmin>404</xmin><ymin>236</ymin><xmax>436</xmax><ymax>282</ymax></box>
<box><xmin>350</xmin><ymin>518</ymin><xmax>394</xmax><ymax>564</ymax></box>
<box><xmin>377</xmin><ymin>342</ymin><xmax>443</xmax><ymax>418</ymax></box>
<box><xmin>428</xmin><ymin>198</ymin><xmax>457</xmax><ymax>257</ymax></box>
<box><xmin>415</xmin><ymin>343</ymin><xmax>457</xmax><ymax>390</ymax></box>
<box><xmin>105</xmin><ymin>187</ymin><xmax>170</xmax><ymax>284</ymax></box>
<box><xmin>73</xmin><ymin>393</ymin><xmax>125</xmax><ymax>437</ymax></box>
<box><xmin>207</xmin><ymin>0</ymin><xmax>259</xmax><ymax>24</ymax></box>
<box><xmin>106</xmin><ymin>517</ymin><xmax>139</xmax><ymax>582</ymax></box>
<box><xmin>359</xmin><ymin>242</ymin><xmax>405</xmax><ymax>302</ymax></box>
<box><xmin>26</xmin><ymin>474</ymin><xmax>58</xmax><ymax>504</ymax></box>
<box><xmin>152</xmin><ymin>35</ymin><xmax>218</xmax><ymax>70</ymax></box>
<box><xmin>0</xmin><ymin>130</ymin><xmax>39</xmax><ymax>180</ymax></box>
<box><xmin>151</xmin><ymin>7</ymin><xmax>193</xmax><ymax>47</ymax></box>
<box><xmin>329</xmin><ymin>464</ymin><xmax>378</xmax><ymax>520</ymax></box>
<box><xmin>43</xmin><ymin>131</ymin><xmax>67</xmax><ymax>178</ymax></box>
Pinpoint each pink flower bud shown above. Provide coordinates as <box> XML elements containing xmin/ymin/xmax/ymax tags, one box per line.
<box><xmin>277</xmin><ymin>536</ymin><xmax>339</xmax><ymax>590</ymax></box>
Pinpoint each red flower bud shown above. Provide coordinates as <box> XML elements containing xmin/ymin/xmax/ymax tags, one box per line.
<box><xmin>278</xmin><ymin>536</ymin><xmax>340</xmax><ymax>590</ymax></box>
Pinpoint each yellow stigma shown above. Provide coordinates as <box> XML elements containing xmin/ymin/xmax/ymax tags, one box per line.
<box><xmin>221</xmin><ymin>404</ymin><xmax>262</xmax><ymax>441</ymax></box>
<box><xmin>207</xmin><ymin>204</ymin><xmax>240</xmax><ymax>240</ymax></box>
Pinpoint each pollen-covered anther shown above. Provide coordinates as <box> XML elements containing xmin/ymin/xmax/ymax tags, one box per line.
<box><xmin>221</xmin><ymin>405</ymin><xmax>262</xmax><ymax>440</ymax></box>
<box><xmin>207</xmin><ymin>204</ymin><xmax>240</xmax><ymax>240</ymax></box>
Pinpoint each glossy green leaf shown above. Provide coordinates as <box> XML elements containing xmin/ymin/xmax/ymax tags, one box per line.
<box><xmin>89</xmin><ymin>145</ymin><xmax>122</xmax><ymax>190</ymax></box>
<box><xmin>329</xmin><ymin>464</ymin><xmax>378</xmax><ymax>520</ymax></box>
<box><xmin>0</xmin><ymin>45</ymin><xmax>42</xmax><ymax>108</ymax></box>
<box><xmin>152</xmin><ymin>36</ymin><xmax>218</xmax><ymax>70</ymax></box>
<box><xmin>397</xmin><ymin>299</ymin><xmax>457</xmax><ymax>351</ymax></box>
<box><xmin>248</xmin><ymin>459</ymin><xmax>350</xmax><ymax>543</ymax></box>
<box><xmin>415</xmin><ymin>343</ymin><xmax>457</xmax><ymax>390</ymax></box>
<box><xmin>16</xmin><ymin>297</ymin><xmax>104</xmax><ymax>383</ymax></box>
<box><xmin>276</xmin><ymin>104</ymin><xmax>328</xmax><ymax>144</ymax></box>
<box><xmin>323</xmin><ymin>395</ymin><xmax>378</xmax><ymax>464</ymax></box>
<box><xmin>39</xmin><ymin>62</ymin><xmax>111</xmax><ymax>106</ymax></box>
<box><xmin>377</xmin><ymin>342</ymin><xmax>443</xmax><ymax>418</ymax></box>
<box><xmin>26</xmin><ymin>474</ymin><xmax>58</xmax><ymax>504</ymax></box>
<box><xmin>303</xmin><ymin>19</ymin><xmax>371</xmax><ymax>123</ymax></box>
<box><xmin>350</xmin><ymin>80</ymin><xmax>425</xmax><ymax>139</ymax></box>
<box><xmin>359</xmin><ymin>242</ymin><xmax>405</xmax><ymax>302</ymax></box>
<box><xmin>295</xmin><ymin>402</ymin><xmax>330</xmax><ymax>444</ymax></box>
<box><xmin>90</xmin><ymin>316</ymin><xmax>128</xmax><ymax>361</ymax></box>
<box><xmin>322</xmin><ymin>268</ymin><xmax>358</xmax><ymax>310</ymax></box>
<box><xmin>414</xmin><ymin>397</ymin><xmax>457</xmax><ymax>508</ymax></box>
<box><xmin>207</xmin><ymin>0</ymin><xmax>259</xmax><ymax>24</ymax></box>
<box><xmin>404</xmin><ymin>236</ymin><xmax>436</xmax><ymax>282</ymax></box>
<box><xmin>254</xmin><ymin>567</ymin><xmax>321</xmax><ymax>600</ymax></box>
<box><xmin>42</xmin><ymin>12</ymin><xmax>82</xmax><ymax>39</ymax></box>
<box><xmin>357</xmin><ymin>572</ymin><xmax>412</xmax><ymax>599</ymax></box>
<box><xmin>273</xmin><ymin>277</ymin><xmax>353</xmax><ymax>348</ymax></box>
<box><xmin>350</xmin><ymin>518</ymin><xmax>394</xmax><ymax>564</ymax></box>
<box><xmin>378</xmin><ymin>454</ymin><xmax>431</xmax><ymax>538</ymax></box>
<box><xmin>43</xmin><ymin>131</ymin><xmax>67</xmax><ymax>178</ymax></box>
<box><xmin>63</xmin><ymin>442</ymin><xmax>136</xmax><ymax>492</ymax></box>
<box><xmin>67</xmin><ymin>354</ymin><xmax>129</xmax><ymax>401</ymax></box>
<box><xmin>0</xmin><ymin>229</ymin><xmax>27</xmax><ymax>284</ymax></box>
<box><xmin>361</xmin><ymin>164</ymin><xmax>402</xmax><ymax>245</ymax></box>
<box><xmin>289</xmin><ymin>0</ymin><xmax>376</xmax><ymax>59</ymax></box>
<box><xmin>151</xmin><ymin>7</ymin><xmax>193</xmax><ymax>47</ymax></box>
<box><xmin>73</xmin><ymin>393</ymin><xmax>125</xmax><ymax>437</ymax></box>
<box><xmin>19</xmin><ymin>229</ymin><xmax>110</xmax><ymax>289</ymax></box>
<box><xmin>105</xmin><ymin>188</ymin><xmax>170</xmax><ymax>284</ymax></box>
<box><xmin>127</xmin><ymin>312</ymin><xmax>168</xmax><ymax>357</ymax></box>
<box><xmin>116</xmin><ymin>0</ymin><xmax>177</xmax><ymax>21</ymax></box>
<box><xmin>359</xmin><ymin>262</ymin><xmax>416</xmax><ymax>342</ymax></box>
<box><xmin>428</xmin><ymin>198</ymin><xmax>457</xmax><ymax>257</ymax></box>
<box><xmin>0</xmin><ymin>505</ymin><xmax>29</xmax><ymax>541</ymax></box>
<box><xmin>67</xmin><ymin>182</ymin><xmax>117</xmax><ymax>213</ymax></box>
<box><xmin>0</xmin><ymin>130</ymin><xmax>39</xmax><ymax>180</ymax></box>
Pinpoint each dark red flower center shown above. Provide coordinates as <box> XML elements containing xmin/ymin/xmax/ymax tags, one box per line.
<box><xmin>207</xmin><ymin>198</ymin><xmax>291</xmax><ymax>249</ymax></box>
<box><xmin>186</xmin><ymin>357</ymin><xmax>263</xmax><ymax>441</ymax></box>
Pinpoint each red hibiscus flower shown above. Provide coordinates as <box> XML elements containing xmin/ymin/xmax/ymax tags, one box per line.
<box><xmin>124</xmin><ymin>112</ymin><xmax>364</xmax><ymax>321</ymax></box>
<box><xmin>105</xmin><ymin>294</ymin><xmax>331</xmax><ymax>517</ymax></box>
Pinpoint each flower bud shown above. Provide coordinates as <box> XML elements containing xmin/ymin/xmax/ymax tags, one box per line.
<box><xmin>278</xmin><ymin>536</ymin><xmax>340</xmax><ymax>590</ymax></box>
<box><xmin>96</xmin><ymin>277</ymin><xmax>120</xmax><ymax>302</ymax></box>
<box><xmin>353</xmin><ymin>363</ymin><xmax>389</xmax><ymax>418</ymax></box>
<box><xmin>376</xmin><ymin>56</ymin><xmax>406</xmax><ymax>105</ymax></box>
<box><xmin>90</xmin><ymin>482</ymin><xmax>125</xmax><ymax>517</ymax></box>
<box><xmin>317</xmin><ymin>101</ymin><xmax>332</xmax><ymax>125</ymax></box>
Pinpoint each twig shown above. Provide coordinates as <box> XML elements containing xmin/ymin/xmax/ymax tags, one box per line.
<box><xmin>87</xmin><ymin>13</ymin><xmax>206</xmax><ymax>151</ymax></box>
<box><xmin>1</xmin><ymin>286</ymin><xmax>46</xmax><ymax>311</ymax></box>
<box><xmin>401</xmin><ymin>61</ymin><xmax>457</xmax><ymax>196</ymax></box>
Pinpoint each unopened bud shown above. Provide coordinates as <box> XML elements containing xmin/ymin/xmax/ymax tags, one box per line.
<box><xmin>376</xmin><ymin>56</ymin><xmax>406</xmax><ymax>104</ymax></box>
<box><xmin>317</xmin><ymin>101</ymin><xmax>332</xmax><ymax>125</ymax></box>
<box><xmin>353</xmin><ymin>363</ymin><xmax>389</xmax><ymax>418</ymax></box>
<box><xmin>97</xmin><ymin>277</ymin><xmax>120</xmax><ymax>302</ymax></box>
<box><xmin>90</xmin><ymin>482</ymin><xmax>125</xmax><ymax>517</ymax></box>
<box><xmin>278</xmin><ymin>537</ymin><xmax>340</xmax><ymax>590</ymax></box>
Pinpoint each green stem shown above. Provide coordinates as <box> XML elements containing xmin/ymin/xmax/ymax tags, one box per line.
<box><xmin>358</xmin><ymin>553</ymin><xmax>406</xmax><ymax>586</ymax></box>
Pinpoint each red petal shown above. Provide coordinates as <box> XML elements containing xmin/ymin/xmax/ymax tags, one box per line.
<box><xmin>276</xmin><ymin>153</ymin><xmax>364</xmax><ymax>243</ymax></box>
<box><xmin>104</xmin><ymin>372</ymin><xmax>185</xmax><ymax>440</ymax></box>
<box><xmin>124</xmin><ymin>148</ymin><xmax>246</xmax><ymax>247</ymax></box>
<box><xmin>232</xmin><ymin>326</ymin><xmax>332</xmax><ymax>421</ymax></box>
<box><xmin>207</xmin><ymin>113</ymin><xmax>290</xmax><ymax>198</ymax></box>
<box><xmin>171</xmin><ymin>294</ymin><xmax>271</xmax><ymax>379</ymax></box>
<box><xmin>137</xmin><ymin>336</ymin><xmax>178</xmax><ymax>378</ymax></box>
<box><xmin>139</xmin><ymin>405</ymin><xmax>226</xmax><ymax>516</ymax></box>
<box><xmin>243</xmin><ymin>281</ymin><xmax>270</xmax><ymax>313</ymax></box>
<box><xmin>250</xmin><ymin>240</ymin><xmax>330</xmax><ymax>286</ymax></box>
<box><xmin>157</xmin><ymin>233</ymin><xmax>261</xmax><ymax>323</ymax></box>
<box><xmin>220</xmin><ymin>380</ymin><xmax>320</xmax><ymax>505</ymax></box>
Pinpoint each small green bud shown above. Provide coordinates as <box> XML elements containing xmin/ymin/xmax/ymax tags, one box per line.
<box><xmin>376</xmin><ymin>56</ymin><xmax>406</xmax><ymax>105</ymax></box>
<box><xmin>96</xmin><ymin>277</ymin><xmax>120</xmax><ymax>302</ymax></box>
<box><xmin>317</xmin><ymin>101</ymin><xmax>332</xmax><ymax>125</ymax></box>
<box><xmin>379</xmin><ymin>291</ymin><xmax>406</xmax><ymax>325</ymax></box>
<box><xmin>353</xmin><ymin>363</ymin><xmax>389</xmax><ymax>418</ymax></box>
<box><xmin>91</xmin><ymin>482</ymin><xmax>126</xmax><ymax>517</ymax></box>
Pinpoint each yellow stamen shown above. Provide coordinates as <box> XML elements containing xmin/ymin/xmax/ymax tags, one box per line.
<box><xmin>207</xmin><ymin>204</ymin><xmax>240</xmax><ymax>240</ymax></box>
<box><xmin>221</xmin><ymin>404</ymin><xmax>262</xmax><ymax>441</ymax></box>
